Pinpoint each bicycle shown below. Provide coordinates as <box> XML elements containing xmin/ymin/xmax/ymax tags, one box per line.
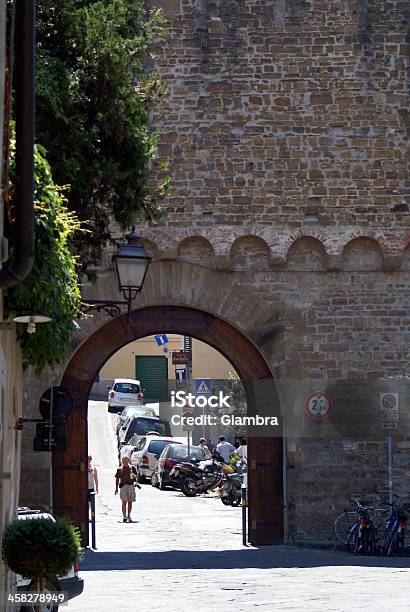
<box><xmin>334</xmin><ymin>501</ymin><xmax>388</xmax><ymax>547</ymax></box>
<box><xmin>380</xmin><ymin>495</ymin><xmax>410</xmax><ymax>557</ymax></box>
<box><xmin>347</xmin><ymin>500</ymin><xmax>378</xmax><ymax>555</ymax></box>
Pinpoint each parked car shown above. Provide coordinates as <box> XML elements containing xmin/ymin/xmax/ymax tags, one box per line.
<box><xmin>121</xmin><ymin>436</ymin><xmax>182</xmax><ymax>482</ymax></box>
<box><xmin>153</xmin><ymin>444</ymin><xmax>207</xmax><ymax>490</ymax></box>
<box><xmin>16</xmin><ymin>507</ymin><xmax>84</xmax><ymax>610</ymax></box>
<box><xmin>116</xmin><ymin>405</ymin><xmax>158</xmax><ymax>436</ymax></box>
<box><xmin>118</xmin><ymin>416</ymin><xmax>171</xmax><ymax>450</ymax></box>
<box><xmin>107</xmin><ymin>378</ymin><xmax>143</xmax><ymax>413</ymax></box>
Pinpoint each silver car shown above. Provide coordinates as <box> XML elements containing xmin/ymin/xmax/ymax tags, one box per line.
<box><xmin>126</xmin><ymin>436</ymin><xmax>182</xmax><ymax>482</ymax></box>
<box><xmin>116</xmin><ymin>405</ymin><xmax>158</xmax><ymax>436</ymax></box>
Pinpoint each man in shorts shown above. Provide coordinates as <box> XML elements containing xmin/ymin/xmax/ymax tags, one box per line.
<box><xmin>115</xmin><ymin>455</ymin><xmax>139</xmax><ymax>522</ymax></box>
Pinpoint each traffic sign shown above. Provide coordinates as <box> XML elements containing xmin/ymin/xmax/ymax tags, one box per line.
<box><xmin>175</xmin><ymin>368</ymin><xmax>187</xmax><ymax>388</ymax></box>
<box><xmin>172</xmin><ymin>350</ymin><xmax>192</xmax><ymax>365</ymax></box>
<box><xmin>194</xmin><ymin>378</ymin><xmax>212</xmax><ymax>395</ymax></box>
<box><xmin>154</xmin><ymin>334</ymin><xmax>169</xmax><ymax>346</ymax></box>
<box><xmin>36</xmin><ymin>422</ymin><xmax>66</xmax><ymax>439</ymax></box>
<box><xmin>380</xmin><ymin>393</ymin><xmax>399</xmax><ymax>412</ymax></box>
<box><xmin>182</xmin><ymin>411</ymin><xmax>195</xmax><ymax>431</ymax></box>
<box><xmin>305</xmin><ymin>391</ymin><xmax>332</xmax><ymax>421</ymax></box>
<box><xmin>380</xmin><ymin>392</ymin><xmax>399</xmax><ymax>428</ymax></box>
<box><xmin>381</xmin><ymin>421</ymin><xmax>398</xmax><ymax>431</ymax></box>
<box><xmin>33</xmin><ymin>436</ymin><xmax>66</xmax><ymax>452</ymax></box>
<box><xmin>39</xmin><ymin>386</ymin><xmax>73</xmax><ymax>421</ymax></box>
<box><xmin>34</xmin><ymin>422</ymin><xmax>66</xmax><ymax>452</ymax></box>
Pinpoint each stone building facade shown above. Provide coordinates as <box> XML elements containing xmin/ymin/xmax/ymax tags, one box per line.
<box><xmin>20</xmin><ymin>0</ymin><xmax>410</xmax><ymax>544</ymax></box>
<box><xmin>0</xmin><ymin>0</ymin><xmax>24</xmax><ymax>607</ymax></box>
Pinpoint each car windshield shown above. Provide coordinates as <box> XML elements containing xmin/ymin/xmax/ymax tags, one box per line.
<box><xmin>171</xmin><ymin>446</ymin><xmax>206</xmax><ymax>461</ymax></box>
<box><xmin>127</xmin><ymin>418</ymin><xmax>171</xmax><ymax>438</ymax></box>
<box><xmin>114</xmin><ymin>382</ymin><xmax>140</xmax><ymax>393</ymax></box>
<box><xmin>147</xmin><ymin>440</ymin><xmax>180</xmax><ymax>455</ymax></box>
<box><xmin>123</xmin><ymin>407</ymin><xmax>154</xmax><ymax>418</ymax></box>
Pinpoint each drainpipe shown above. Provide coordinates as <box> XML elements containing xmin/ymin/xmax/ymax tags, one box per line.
<box><xmin>0</xmin><ymin>0</ymin><xmax>35</xmax><ymax>289</ymax></box>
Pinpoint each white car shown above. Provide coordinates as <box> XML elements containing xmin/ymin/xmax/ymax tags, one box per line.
<box><xmin>122</xmin><ymin>435</ymin><xmax>182</xmax><ymax>482</ymax></box>
<box><xmin>107</xmin><ymin>378</ymin><xmax>143</xmax><ymax>413</ymax></box>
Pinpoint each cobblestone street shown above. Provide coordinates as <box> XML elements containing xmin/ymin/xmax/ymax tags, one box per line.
<box><xmin>65</xmin><ymin>402</ymin><xmax>410</xmax><ymax>612</ymax></box>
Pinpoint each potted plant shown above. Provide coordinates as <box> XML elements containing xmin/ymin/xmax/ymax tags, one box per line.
<box><xmin>2</xmin><ymin>517</ymin><xmax>81</xmax><ymax>612</ymax></box>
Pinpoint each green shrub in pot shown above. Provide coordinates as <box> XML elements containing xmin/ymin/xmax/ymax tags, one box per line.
<box><xmin>2</xmin><ymin>517</ymin><xmax>82</xmax><ymax>608</ymax></box>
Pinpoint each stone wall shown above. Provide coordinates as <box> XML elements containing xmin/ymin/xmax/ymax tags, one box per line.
<box><xmin>143</xmin><ymin>0</ymin><xmax>410</xmax><ymax>542</ymax></box>
<box><xmin>149</xmin><ymin>0</ymin><xmax>410</xmax><ymax>230</ymax></box>
<box><xmin>20</xmin><ymin>0</ymin><xmax>410</xmax><ymax>545</ymax></box>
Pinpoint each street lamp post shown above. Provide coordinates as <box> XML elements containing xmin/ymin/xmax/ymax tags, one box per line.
<box><xmin>83</xmin><ymin>227</ymin><xmax>151</xmax><ymax>324</ymax></box>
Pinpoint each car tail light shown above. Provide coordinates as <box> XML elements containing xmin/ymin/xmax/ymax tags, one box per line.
<box><xmin>109</xmin><ymin>391</ymin><xmax>115</xmax><ymax>398</ymax></box>
<box><xmin>142</xmin><ymin>455</ymin><xmax>149</xmax><ymax>465</ymax></box>
<box><xmin>399</xmin><ymin>521</ymin><xmax>406</xmax><ymax>529</ymax></box>
<box><xmin>164</xmin><ymin>459</ymin><xmax>176</xmax><ymax>469</ymax></box>
<box><xmin>137</xmin><ymin>393</ymin><xmax>143</xmax><ymax>400</ymax></box>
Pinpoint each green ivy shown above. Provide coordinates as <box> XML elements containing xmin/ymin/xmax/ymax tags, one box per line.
<box><xmin>35</xmin><ymin>0</ymin><xmax>170</xmax><ymax>270</ymax></box>
<box><xmin>7</xmin><ymin>141</ymin><xmax>83</xmax><ymax>374</ymax></box>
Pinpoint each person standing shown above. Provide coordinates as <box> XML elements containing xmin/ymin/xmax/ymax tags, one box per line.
<box><xmin>236</xmin><ymin>438</ymin><xmax>247</xmax><ymax>462</ymax></box>
<box><xmin>115</xmin><ymin>456</ymin><xmax>139</xmax><ymax>523</ymax></box>
<box><xmin>216</xmin><ymin>436</ymin><xmax>236</xmax><ymax>462</ymax></box>
<box><xmin>88</xmin><ymin>455</ymin><xmax>99</xmax><ymax>500</ymax></box>
<box><xmin>199</xmin><ymin>437</ymin><xmax>211</xmax><ymax>458</ymax></box>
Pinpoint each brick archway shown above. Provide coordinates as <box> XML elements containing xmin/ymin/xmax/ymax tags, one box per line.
<box><xmin>55</xmin><ymin>305</ymin><xmax>283</xmax><ymax>546</ymax></box>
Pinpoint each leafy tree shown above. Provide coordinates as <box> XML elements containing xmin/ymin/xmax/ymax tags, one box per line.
<box><xmin>219</xmin><ymin>373</ymin><xmax>247</xmax><ymax>439</ymax></box>
<box><xmin>35</xmin><ymin>0</ymin><xmax>169</xmax><ymax>269</ymax></box>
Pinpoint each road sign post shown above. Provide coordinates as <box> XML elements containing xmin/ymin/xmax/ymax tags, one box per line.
<box><xmin>182</xmin><ymin>411</ymin><xmax>194</xmax><ymax>458</ymax></box>
<box><xmin>194</xmin><ymin>379</ymin><xmax>212</xmax><ymax>438</ymax></box>
<box><xmin>380</xmin><ymin>392</ymin><xmax>399</xmax><ymax>504</ymax></box>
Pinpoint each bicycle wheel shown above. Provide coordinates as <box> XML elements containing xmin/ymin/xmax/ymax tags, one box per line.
<box><xmin>366</xmin><ymin>526</ymin><xmax>377</xmax><ymax>555</ymax></box>
<box><xmin>387</xmin><ymin>531</ymin><xmax>399</xmax><ymax>557</ymax></box>
<box><xmin>400</xmin><ymin>526</ymin><xmax>410</xmax><ymax>550</ymax></box>
<box><xmin>347</xmin><ymin>523</ymin><xmax>360</xmax><ymax>554</ymax></box>
<box><xmin>380</xmin><ymin>521</ymin><xmax>395</xmax><ymax>555</ymax></box>
<box><xmin>371</xmin><ymin>507</ymin><xmax>390</xmax><ymax>532</ymax></box>
<box><xmin>335</xmin><ymin>512</ymin><xmax>360</xmax><ymax>545</ymax></box>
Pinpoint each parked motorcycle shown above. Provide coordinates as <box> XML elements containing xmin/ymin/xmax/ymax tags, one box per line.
<box><xmin>219</xmin><ymin>460</ymin><xmax>247</xmax><ymax>507</ymax></box>
<box><xmin>170</xmin><ymin>458</ymin><xmax>225</xmax><ymax>497</ymax></box>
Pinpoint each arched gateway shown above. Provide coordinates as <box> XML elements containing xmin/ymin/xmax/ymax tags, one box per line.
<box><xmin>54</xmin><ymin>304</ymin><xmax>284</xmax><ymax>546</ymax></box>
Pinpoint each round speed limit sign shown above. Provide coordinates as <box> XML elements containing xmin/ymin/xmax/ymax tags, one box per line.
<box><xmin>305</xmin><ymin>391</ymin><xmax>332</xmax><ymax>421</ymax></box>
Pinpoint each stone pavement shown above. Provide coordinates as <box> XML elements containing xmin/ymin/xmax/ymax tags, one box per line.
<box><xmin>66</xmin><ymin>402</ymin><xmax>410</xmax><ymax>612</ymax></box>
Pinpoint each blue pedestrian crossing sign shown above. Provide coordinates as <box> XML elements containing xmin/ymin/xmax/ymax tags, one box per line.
<box><xmin>154</xmin><ymin>334</ymin><xmax>169</xmax><ymax>346</ymax></box>
<box><xmin>195</xmin><ymin>378</ymin><xmax>212</xmax><ymax>395</ymax></box>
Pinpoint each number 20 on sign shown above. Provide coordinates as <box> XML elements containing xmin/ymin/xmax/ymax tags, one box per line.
<box><xmin>305</xmin><ymin>391</ymin><xmax>332</xmax><ymax>421</ymax></box>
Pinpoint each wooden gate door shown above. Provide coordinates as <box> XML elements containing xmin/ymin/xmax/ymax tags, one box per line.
<box><xmin>52</xmin><ymin>394</ymin><xmax>88</xmax><ymax>541</ymax></box>
<box><xmin>248</xmin><ymin>437</ymin><xmax>284</xmax><ymax>544</ymax></box>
